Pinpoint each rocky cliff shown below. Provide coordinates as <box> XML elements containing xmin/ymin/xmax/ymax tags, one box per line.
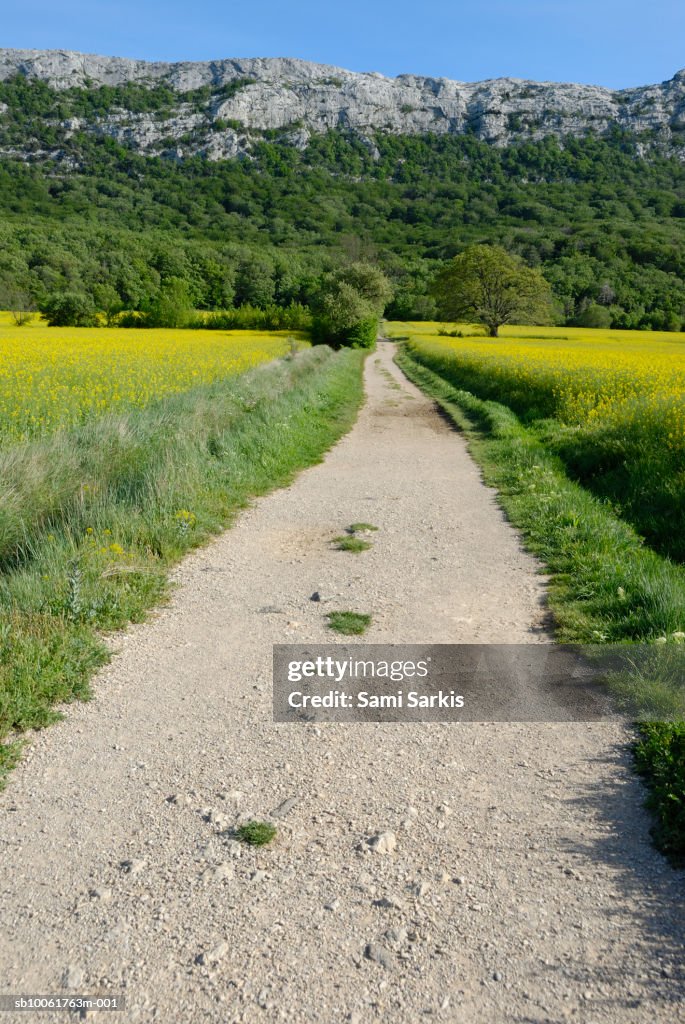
<box><xmin>1</xmin><ymin>48</ymin><xmax>684</xmax><ymax>161</ymax></box>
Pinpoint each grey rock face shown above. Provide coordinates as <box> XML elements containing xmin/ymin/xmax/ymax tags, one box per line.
<box><xmin>1</xmin><ymin>48</ymin><xmax>684</xmax><ymax>161</ymax></box>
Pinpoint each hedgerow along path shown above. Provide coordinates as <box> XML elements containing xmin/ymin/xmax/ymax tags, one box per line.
<box><xmin>0</xmin><ymin>343</ymin><xmax>683</xmax><ymax>1023</ymax></box>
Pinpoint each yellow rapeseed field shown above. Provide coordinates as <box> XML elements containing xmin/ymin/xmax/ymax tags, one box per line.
<box><xmin>386</xmin><ymin>322</ymin><xmax>685</xmax><ymax>452</ymax></box>
<box><xmin>0</xmin><ymin>314</ymin><xmax>296</xmax><ymax>441</ymax></box>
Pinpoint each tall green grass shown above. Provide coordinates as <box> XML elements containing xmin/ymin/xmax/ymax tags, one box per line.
<box><xmin>0</xmin><ymin>347</ymin><xmax>364</xmax><ymax>785</ymax></box>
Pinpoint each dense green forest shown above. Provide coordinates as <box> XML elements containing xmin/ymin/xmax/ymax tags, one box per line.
<box><xmin>1</xmin><ymin>76</ymin><xmax>685</xmax><ymax>327</ymax></box>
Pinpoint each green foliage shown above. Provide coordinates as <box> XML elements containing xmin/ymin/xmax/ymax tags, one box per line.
<box><xmin>336</xmin><ymin>262</ymin><xmax>393</xmax><ymax>308</ymax></box>
<box><xmin>201</xmin><ymin>303</ymin><xmax>312</xmax><ymax>331</ymax></box>
<box><xmin>311</xmin><ymin>263</ymin><xmax>392</xmax><ymax>348</ymax></box>
<box><xmin>633</xmin><ymin>722</ymin><xmax>685</xmax><ymax>863</ymax></box>
<box><xmin>39</xmin><ymin>291</ymin><xmax>98</xmax><ymax>327</ymax></box>
<box><xmin>326</xmin><ymin>611</ymin><xmax>372</xmax><ymax>634</ymax></box>
<box><xmin>146</xmin><ymin>276</ymin><xmax>195</xmax><ymax>328</ymax></box>
<box><xmin>1</xmin><ymin>78</ymin><xmax>685</xmax><ymax>326</ymax></box>
<box><xmin>0</xmin><ymin>74</ymin><xmax>254</xmax><ymax>120</ymax></box>
<box><xmin>93</xmin><ymin>283</ymin><xmax>124</xmax><ymax>325</ymax></box>
<box><xmin>344</xmin><ymin>316</ymin><xmax>379</xmax><ymax>349</ymax></box>
<box><xmin>333</xmin><ymin>535</ymin><xmax>372</xmax><ymax>552</ymax></box>
<box><xmin>573</xmin><ymin>302</ymin><xmax>613</xmax><ymax>328</ymax></box>
<box><xmin>0</xmin><ymin>285</ymin><xmax>37</xmax><ymax>325</ymax></box>
<box><xmin>235</xmin><ymin>254</ymin><xmax>277</xmax><ymax>308</ymax></box>
<box><xmin>236</xmin><ymin>820</ymin><xmax>277</xmax><ymax>846</ymax></box>
<box><xmin>432</xmin><ymin>244</ymin><xmax>554</xmax><ymax>336</ymax></box>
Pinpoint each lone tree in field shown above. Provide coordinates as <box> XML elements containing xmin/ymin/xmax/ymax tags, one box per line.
<box><xmin>432</xmin><ymin>244</ymin><xmax>553</xmax><ymax>337</ymax></box>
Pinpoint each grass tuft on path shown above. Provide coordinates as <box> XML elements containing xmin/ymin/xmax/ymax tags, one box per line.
<box><xmin>333</xmin><ymin>536</ymin><xmax>372</xmax><ymax>553</ymax></box>
<box><xmin>326</xmin><ymin>611</ymin><xmax>372</xmax><ymax>635</ymax></box>
<box><xmin>236</xmin><ymin>821</ymin><xmax>277</xmax><ymax>846</ymax></box>
<box><xmin>332</xmin><ymin>521</ymin><xmax>379</xmax><ymax>552</ymax></box>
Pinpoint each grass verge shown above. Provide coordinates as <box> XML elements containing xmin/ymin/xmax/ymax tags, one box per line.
<box><xmin>0</xmin><ymin>347</ymin><xmax>365</xmax><ymax>787</ymax></box>
<box><xmin>397</xmin><ymin>346</ymin><xmax>685</xmax><ymax>861</ymax></box>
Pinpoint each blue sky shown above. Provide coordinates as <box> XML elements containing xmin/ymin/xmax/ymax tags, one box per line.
<box><xmin>3</xmin><ymin>1</ymin><xmax>683</xmax><ymax>89</ymax></box>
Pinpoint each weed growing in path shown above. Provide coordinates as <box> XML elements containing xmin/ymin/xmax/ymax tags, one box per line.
<box><xmin>333</xmin><ymin>536</ymin><xmax>372</xmax><ymax>553</ymax></box>
<box><xmin>333</xmin><ymin>522</ymin><xmax>378</xmax><ymax>552</ymax></box>
<box><xmin>236</xmin><ymin>821</ymin><xmax>277</xmax><ymax>846</ymax></box>
<box><xmin>326</xmin><ymin>611</ymin><xmax>372</xmax><ymax>635</ymax></box>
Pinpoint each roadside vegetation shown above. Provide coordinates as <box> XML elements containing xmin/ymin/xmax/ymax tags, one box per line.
<box><xmin>0</xmin><ymin>346</ymin><xmax>365</xmax><ymax>786</ymax></box>
<box><xmin>633</xmin><ymin>722</ymin><xmax>685</xmax><ymax>865</ymax></box>
<box><xmin>393</xmin><ymin>325</ymin><xmax>685</xmax><ymax>861</ymax></box>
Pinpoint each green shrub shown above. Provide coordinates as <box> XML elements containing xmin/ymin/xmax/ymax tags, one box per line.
<box><xmin>633</xmin><ymin>722</ymin><xmax>685</xmax><ymax>864</ymax></box>
<box><xmin>147</xmin><ymin>277</ymin><xmax>194</xmax><ymax>328</ymax></box>
<box><xmin>573</xmin><ymin>303</ymin><xmax>613</xmax><ymax>328</ymax></box>
<box><xmin>311</xmin><ymin>263</ymin><xmax>391</xmax><ymax>349</ymax></box>
<box><xmin>346</xmin><ymin>316</ymin><xmax>379</xmax><ymax>349</ymax></box>
<box><xmin>40</xmin><ymin>291</ymin><xmax>98</xmax><ymax>327</ymax></box>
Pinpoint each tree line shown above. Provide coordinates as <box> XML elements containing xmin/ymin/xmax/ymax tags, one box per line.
<box><xmin>1</xmin><ymin>77</ymin><xmax>685</xmax><ymax>331</ymax></box>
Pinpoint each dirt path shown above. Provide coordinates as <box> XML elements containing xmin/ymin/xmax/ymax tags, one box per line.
<box><xmin>0</xmin><ymin>343</ymin><xmax>683</xmax><ymax>1023</ymax></box>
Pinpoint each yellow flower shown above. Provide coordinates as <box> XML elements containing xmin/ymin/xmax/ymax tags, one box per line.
<box><xmin>0</xmin><ymin>321</ymin><xmax>296</xmax><ymax>442</ymax></box>
<box><xmin>389</xmin><ymin>322</ymin><xmax>685</xmax><ymax>477</ymax></box>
